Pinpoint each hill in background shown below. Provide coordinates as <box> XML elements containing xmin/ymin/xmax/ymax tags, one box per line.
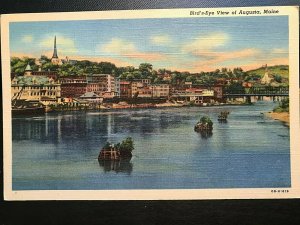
<box><xmin>247</xmin><ymin>65</ymin><xmax>289</xmax><ymax>79</ymax></box>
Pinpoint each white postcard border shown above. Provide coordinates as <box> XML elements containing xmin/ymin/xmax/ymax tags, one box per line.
<box><xmin>1</xmin><ymin>6</ymin><xmax>299</xmax><ymax>200</ymax></box>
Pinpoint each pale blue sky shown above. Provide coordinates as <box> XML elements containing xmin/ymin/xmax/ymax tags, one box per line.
<box><xmin>10</xmin><ymin>16</ymin><xmax>288</xmax><ymax>72</ymax></box>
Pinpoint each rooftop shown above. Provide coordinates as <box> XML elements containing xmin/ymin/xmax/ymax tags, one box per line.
<box><xmin>25</xmin><ymin>64</ymin><xmax>32</xmax><ymax>71</ymax></box>
<box><xmin>79</xmin><ymin>92</ymin><xmax>101</xmax><ymax>98</ymax></box>
<box><xmin>12</xmin><ymin>75</ymin><xmax>57</xmax><ymax>85</ymax></box>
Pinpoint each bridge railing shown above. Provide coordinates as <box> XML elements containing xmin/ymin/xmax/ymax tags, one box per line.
<box><xmin>224</xmin><ymin>86</ymin><xmax>289</xmax><ymax>95</ymax></box>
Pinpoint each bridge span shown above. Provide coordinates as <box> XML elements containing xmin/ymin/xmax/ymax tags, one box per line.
<box><xmin>224</xmin><ymin>86</ymin><xmax>289</xmax><ymax>103</ymax></box>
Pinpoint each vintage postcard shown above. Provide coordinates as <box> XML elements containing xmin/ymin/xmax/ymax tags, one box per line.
<box><xmin>1</xmin><ymin>6</ymin><xmax>299</xmax><ymax>200</ymax></box>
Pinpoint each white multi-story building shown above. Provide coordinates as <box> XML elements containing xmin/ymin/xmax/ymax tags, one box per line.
<box><xmin>11</xmin><ymin>75</ymin><xmax>61</xmax><ymax>105</ymax></box>
<box><xmin>114</xmin><ymin>77</ymin><xmax>120</xmax><ymax>97</ymax></box>
<box><xmin>151</xmin><ymin>84</ymin><xmax>170</xmax><ymax>98</ymax></box>
<box><xmin>131</xmin><ymin>79</ymin><xmax>153</xmax><ymax>98</ymax></box>
<box><xmin>86</xmin><ymin>74</ymin><xmax>116</xmax><ymax>98</ymax></box>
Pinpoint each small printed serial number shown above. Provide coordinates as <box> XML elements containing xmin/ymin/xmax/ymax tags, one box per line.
<box><xmin>271</xmin><ymin>189</ymin><xmax>289</xmax><ymax>193</ymax></box>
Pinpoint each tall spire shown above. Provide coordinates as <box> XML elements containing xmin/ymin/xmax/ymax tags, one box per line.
<box><xmin>52</xmin><ymin>36</ymin><xmax>58</xmax><ymax>58</ymax></box>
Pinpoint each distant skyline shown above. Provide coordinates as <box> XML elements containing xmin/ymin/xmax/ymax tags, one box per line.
<box><xmin>10</xmin><ymin>16</ymin><xmax>288</xmax><ymax>72</ymax></box>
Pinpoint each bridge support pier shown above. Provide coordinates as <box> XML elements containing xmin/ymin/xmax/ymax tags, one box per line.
<box><xmin>245</xmin><ymin>96</ymin><xmax>251</xmax><ymax>104</ymax></box>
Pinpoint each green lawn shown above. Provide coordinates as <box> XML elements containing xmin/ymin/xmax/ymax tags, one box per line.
<box><xmin>247</xmin><ymin>65</ymin><xmax>289</xmax><ymax>79</ymax></box>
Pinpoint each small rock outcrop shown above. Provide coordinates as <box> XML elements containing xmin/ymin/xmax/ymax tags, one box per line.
<box><xmin>194</xmin><ymin>116</ymin><xmax>213</xmax><ymax>132</ymax></box>
<box><xmin>98</xmin><ymin>137</ymin><xmax>134</xmax><ymax>160</ymax></box>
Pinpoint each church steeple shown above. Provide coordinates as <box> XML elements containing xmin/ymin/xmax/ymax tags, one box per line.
<box><xmin>51</xmin><ymin>36</ymin><xmax>60</xmax><ymax>65</ymax></box>
<box><xmin>52</xmin><ymin>36</ymin><xmax>58</xmax><ymax>58</ymax></box>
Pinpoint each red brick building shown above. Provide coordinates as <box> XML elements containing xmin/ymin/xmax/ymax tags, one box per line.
<box><xmin>61</xmin><ymin>83</ymin><xmax>87</xmax><ymax>98</ymax></box>
<box><xmin>212</xmin><ymin>85</ymin><xmax>224</xmax><ymax>99</ymax></box>
<box><xmin>59</xmin><ymin>76</ymin><xmax>86</xmax><ymax>84</ymax></box>
<box><xmin>86</xmin><ymin>83</ymin><xmax>103</xmax><ymax>96</ymax></box>
<box><xmin>119</xmin><ymin>81</ymin><xmax>132</xmax><ymax>98</ymax></box>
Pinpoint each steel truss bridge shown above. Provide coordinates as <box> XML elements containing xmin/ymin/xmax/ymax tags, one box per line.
<box><xmin>224</xmin><ymin>86</ymin><xmax>289</xmax><ymax>97</ymax></box>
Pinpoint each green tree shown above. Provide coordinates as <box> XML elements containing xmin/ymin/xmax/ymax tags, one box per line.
<box><xmin>273</xmin><ymin>97</ymin><xmax>289</xmax><ymax>112</ymax></box>
<box><xmin>132</xmin><ymin>71</ymin><xmax>142</xmax><ymax>79</ymax></box>
<box><xmin>274</xmin><ymin>74</ymin><xmax>282</xmax><ymax>83</ymax></box>
<box><xmin>103</xmin><ymin>142</ymin><xmax>111</xmax><ymax>149</ymax></box>
<box><xmin>11</xmin><ymin>57</ymin><xmax>38</xmax><ymax>75</ymax></box>
<box><xmin>42</xmin><ymin>62</ymin><xmax>59</xmax><ymax>71</ymax></box>
<box><xmin>39</xmin><ymin>55</ymin><xmax>51</xmax><ymax>66</ymax></box>
<box><xmin>153</xmin><ymin>77</ymin><xmax>163</xmax><ymax>84</ymax></box>
<box><xmin>280</xmin><ymin>97</ymin><xmax>289</xmax><ymax>110</ymax></box>
<box><xmin>119</xmin><ymin>137</ymin><xmax>134</xmax><ymax>153</ymax></box>
<box><xmin>139</xmin><ymin>63</ymin><xmax>153</xmax><ymax>78</ymax></box>
<box><xmin>200</xmin><ymin>116</ymin><xmax>213</xmax><ymax>127</ymax></box>
<box><xmin>98</xmin><ymin>62</ymin><xmax>117</xmax><ymax>74</ymax></box>
<box><xmin>186</xmin><ymin>75</ymin><xmax>196</xmax><ymax>83</ymax></box>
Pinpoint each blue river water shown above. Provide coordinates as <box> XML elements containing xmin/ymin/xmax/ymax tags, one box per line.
<box><xmin>12</xmin><ymin>101</ymin><xmax>290</xmax><ymax>190</ymax></box>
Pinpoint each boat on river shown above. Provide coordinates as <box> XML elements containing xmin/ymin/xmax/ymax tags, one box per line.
<box><xmin>218</xmin><ymin>111</ymin><xmax>230</xmax><ymax>122</ymax></box>
<box><xmin>12</xmin><ymin>100</ymin><xmax>46</xmax><ymax>116</ymax></box>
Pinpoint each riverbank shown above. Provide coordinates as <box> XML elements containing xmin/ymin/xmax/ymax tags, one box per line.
<box><xmin>103</xmin><ymin>100</ymin><xmax>246</xmax><ymax>109</ymax></box>
<box><xmin>36</xmin><ymin>100</ymin><xmax>249</xmax><ymax>114</ymax></box>
<box><xmin>266</xmin><ymin>112</ymin><xmax>290</xmax><ymax>126</ymax></box>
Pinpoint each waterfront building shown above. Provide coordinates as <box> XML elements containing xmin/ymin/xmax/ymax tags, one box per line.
<box><xmin>114</xmin><ymin>77</ymin><xmax>120</xmax><ymax>97</ymax></box>
<box><xmin>151</xmin><ymin>84</ymin><xmax>170</xmax><ymax>98</ymax></box>
<box><xmin>138</xmin><ymin>86</ymin><xmax>152</xmax><ymax>98</ymax></box>
<box><xmin>119</xmin><ymin>81</ymin><xmax>132</xmax><ymax>98</ymax></box>
<box><xmin>59</xmin><ymin>76</ymin><xmax>87</xmax><ymax>98</ymax></box>
<box><xmin>59</xmin><ymin>76</ymin><xmax>86</xmax><ymax>84</ymax></box>
<box><xmin>86</xmin><ymin>83</ymin><xmax>103</xmax><ymax>96</ymax></box>
<box><xmin>61</xmin><ymin>83</ymin><xmax>87</xmax><ymax>98</ymax></box>
<box><xmin>79</xmin><ymin>92</ymin><xmax>103</xmax><ymax>103</ymax></box>
<box><xmin>202</xmin><ymin>89</ymin><xmax>214</xmax><ymax>96</ymax></box>
<box><xmin>11</xmin><ymin>75</ymin><xmax>61</xmax><ymax>105</ymax></box>
<box><xmin>171</xmin><ymin>88</ymin><xmax>214</xmax><ymax>104</ymax></box>
<box><xmin>86</xmin><ymin>74</ymin><xmax>116</xmax><ymax>98</ymax></box>
<box><xmin>213</xmin><ymin>85</ymin><xmax>224</xmax><ymax>99</ymax></box>
<box><xmin>131</xmin><ymin>79</ymin><xmax>152</xmax><ymax>98</ymax></box>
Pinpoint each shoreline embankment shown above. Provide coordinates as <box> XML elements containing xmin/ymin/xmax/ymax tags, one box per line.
<box><xmin>266</xmin><ymin>112</ymin><xmax>290</xmax><ymax>126</ymax></box>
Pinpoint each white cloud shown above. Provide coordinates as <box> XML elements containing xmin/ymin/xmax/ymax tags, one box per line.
<box><xmin>39</xmin><ymin>35</ymin><xmax>77</xmax><ymax>56</ymax></box>
<box><xmin>150</xmin><ymin>35</ymin><xmax>171</xmax><ymax>45</ymax></box>
<box><xmin>271</xmin><ymin>48</ymin><xmax>288</xmax><ymax>54</ymax></box>
<box><xmin>101</xmin><ymin>38</ymin><xmax>137</xmax><ymax>54</ymax></box>
<box><xmin>182</xmin><ymin>32</ymin><xmax>229</xmax><ymax>55</ymax></box>
<box><xmin>21</xmin><ymin>35</ymin><xmax>33</xmax><ymax>43</ymax></box>
<box><xmin>99</xmin><ymin>38</ymin><xmax>164</xmax><ymax>61</ymax></box>
<box><xmin>189</xmin><ymin>48</ymin><xmax>261</xmax><ymax>72</ymax></box>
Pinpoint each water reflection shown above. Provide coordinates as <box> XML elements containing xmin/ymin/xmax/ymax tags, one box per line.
<box><xmin>98</xmin><ymin>159</ymin><xmax>133</xmax><ymax>174</ymax></box>
<box><xmin>12</xmin><ymin>109</ymin><xmax>190</xmax><ymax>143</ymax></box>
<box><xmin>198</xmin><ymin>130</ymin><xmax>213</xmax><ymax>139</ymax></box>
